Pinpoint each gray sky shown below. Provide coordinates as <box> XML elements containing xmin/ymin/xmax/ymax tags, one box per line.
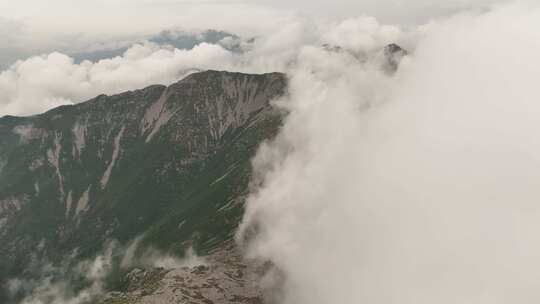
<box><xmin>0</xmin><ymin>0</ymin><xmax>502</xmax><ymax>58</ymax></box>
<box><xmin>0</xmin><ymin>0</ymin><xmax>500</xmax><ymax>29</ymax></box>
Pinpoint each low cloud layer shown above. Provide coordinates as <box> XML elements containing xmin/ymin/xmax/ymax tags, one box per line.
<box><xmin>239</xmin><ymin>1</ymin><xmax>540</xmax><ymax>303</ymax></box>
<box><xmin>0</xmin><ymin>15</ymin><xmax>402</xmax><ymax>117</ymax></box>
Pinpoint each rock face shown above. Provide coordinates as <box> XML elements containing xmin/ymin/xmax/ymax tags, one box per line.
<box><xmin>0</xmin><ymin>71</ymin><xmax>287</xmax><ymax>285</ymax></box>
<box><xmin>383</xmin><ymin>43</ymin><xmax>408</xmax><ymax>73</ymax></box>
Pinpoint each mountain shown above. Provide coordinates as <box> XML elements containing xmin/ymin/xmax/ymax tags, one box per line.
<box><xmin>0</xmin><ymin>43</ymin><xmax>405</xmax><ymax>303</ymax></box>
<box><xmin>0</xmin><ymin>70</ymin><xmax>287</xmax><ymax>300</ymax></box>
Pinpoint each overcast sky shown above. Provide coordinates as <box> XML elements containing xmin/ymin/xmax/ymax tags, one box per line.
<box><xmin>0</xmin><ymin>0</ymin><xmax>501</xmax><ymax>30</ymax></box>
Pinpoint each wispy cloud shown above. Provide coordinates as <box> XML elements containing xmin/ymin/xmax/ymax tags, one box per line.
<box><xmin>7</xmin><ymin>237</ymin><xmax>204</xmax><ymax>304</ymax></box>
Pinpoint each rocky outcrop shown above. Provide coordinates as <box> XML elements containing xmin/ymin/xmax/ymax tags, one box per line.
<box><xmin>102</xmin><ymin>245</ymin><xmax>267</xmax><ymax>304</ymax></box>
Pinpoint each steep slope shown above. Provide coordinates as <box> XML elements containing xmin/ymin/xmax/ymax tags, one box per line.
<box><xmin>0</xmin><ymin>71</ymin><xmax>286</xmax><ymax>283</ymax></box>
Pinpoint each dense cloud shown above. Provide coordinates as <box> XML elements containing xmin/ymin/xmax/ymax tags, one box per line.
<box><xmin>239</xmin><ymin>1</ymin><xmax>540</xmax><ymax>303</ymax></box>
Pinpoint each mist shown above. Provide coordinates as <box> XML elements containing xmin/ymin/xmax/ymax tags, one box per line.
<box><xmin>7</xmin><ymin>238</ymin><xmax>205</xmax><ymax>304</ymax></box>
<box><xmin>239</xmin><ymin>1</ymin><xmax>540</xmax><ymax>303</ymax></box>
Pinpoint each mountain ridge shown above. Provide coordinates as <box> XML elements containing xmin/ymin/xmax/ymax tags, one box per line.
<box><xmin>0</xmin><ymin>70</ymin><xmax>287</xmax><ymax>294</ymax></box>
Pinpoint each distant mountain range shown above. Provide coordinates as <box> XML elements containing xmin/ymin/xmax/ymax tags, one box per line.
<box><xmin>70</xmin><ymin>30</ymin><xmax>244</xmax><ymax>63</ymax></box>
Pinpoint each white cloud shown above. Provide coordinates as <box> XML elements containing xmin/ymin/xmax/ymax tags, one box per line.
<box><xmin>0</xmin><ymin>0</ymin><xmax>505</xmax><ymax>68</ymax></box>
<box><xmin>0</xmin><ymin>14</ymin><xmax>404</xmax><ymax>117</ymax></box>
<box><xmin>12</xmin><ymin>242</ymin><xmax>117</xmax><ymax>304</ymax></box>
<box><xmin>239</xmin><ymin>2</ymin><xmax>540</xmax><ymax>303</ymax></box>
<box><xmin>0</xmin><ymin>42</ymin><xmax>234</xmax><ymax>116</ymax></box>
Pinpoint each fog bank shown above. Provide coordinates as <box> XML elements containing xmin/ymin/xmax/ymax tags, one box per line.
<box><xmin>239</xmin><ymin>2</ymin><xmax>540</xmax><ymax>303</ymax></box>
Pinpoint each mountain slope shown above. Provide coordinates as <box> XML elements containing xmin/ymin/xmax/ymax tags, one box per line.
<box><xmin>0</xmin><ymin>70</ymin><xmax>287</xmax><ymax>284</ymax></box>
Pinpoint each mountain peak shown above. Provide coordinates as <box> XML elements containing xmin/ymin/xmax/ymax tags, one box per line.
<box><xmin>383</xmin><ymin>43</ymin><xmax>408</xmax><ymax>73</ymax></box>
